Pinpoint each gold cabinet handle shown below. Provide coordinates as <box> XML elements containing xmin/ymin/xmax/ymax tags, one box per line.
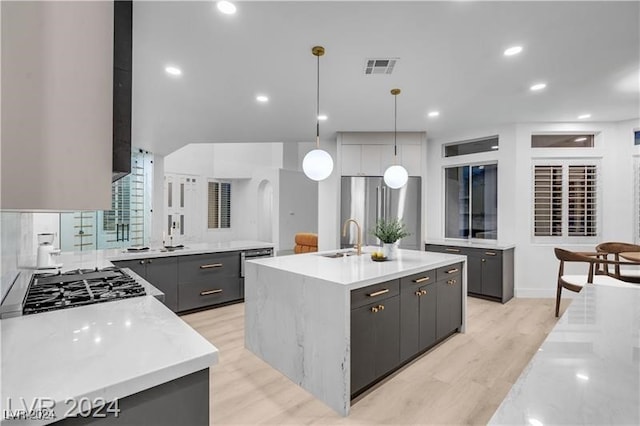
<box><xmin>421</xmin><ymin>290</ymin><xmax>427</xmax><ymax>295</ymax></box>
<box><xmin>377</xmin><ymin>304</ymin><xmax>385</xmax><ymax>311</ymax></box>
<box><xmin>415</xmin><ymin>291</ymin><xmax>422</xmax><ymax>297</ymax></box>
<box><xmin>485</xmin><ymin>251</ymin><xmax>497</xmax><ymax>256</ymax></box>
<box><xmin>413</xmin><ymin>276</ymin><xmax>430</xmax><ymax>283</ymax></box>
<box><xmin>446</xmin><ymin>268</ymin><xmax>459</xmax><ymax>274</ymax></box>
<box><xmin>371</xmin><ymin>306</ymin><xmax>379</xmax><ymax>313</ymax></box>
<box><xmin>200</xmin><ymin>263</ymin><xmax>223</xmax><ymax>269</ymax></box>
<box><xmin>368</xmin><ymin>289</ymin><xmax>390</xmax><ymax>297</ymax></box>
<box><xmin>445</xmin><ymin>248</ymin><xmax>461</xmax><ymax>253</ymax></box>
<box><xmin>200</xmin><ymin>289</ymin><xmax>223</xmax><ymax>296</ymax></box>
<box><xmin>447</xmin><ymin>279</ymin><xmax>457</xmax><ymax>285</ymax></box>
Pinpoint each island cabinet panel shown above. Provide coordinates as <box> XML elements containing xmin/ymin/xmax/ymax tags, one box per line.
<box><xmin>113</xmin><ymin>257</ymin><xmax>178</xmax><ymax>312</ymax></box>
<box><xmin>436</xmin><ymin>264</ymin><xmax>463</xmax><ymax>340</ymax></box>
<box><xmin>351</xmin><ymin>280</ymin><xmax>400</xmax><ymax>396</ymax></box>
<box><xmin>400</xmin><ymin>270</ymin><xmax>436</xmax><ymax>362</ymax></box>
<box><xmin>177</xmin><ymin>252</ymin><xmax>242</xmax><ymax>312</ymax></box>
<box><xmin>425</xmin><ymin>244</ymin><xmax>514</xmax><ymax>303</ymax></box>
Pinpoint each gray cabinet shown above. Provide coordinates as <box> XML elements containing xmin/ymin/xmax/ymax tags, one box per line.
<box><xmin>177</xmin><ymin>252</ymin><xmax>242</xmax><ymax>312</ymax></box>
<box><xmin>350</xmin><ymin>280</ymin><xmax>400</xmax><ymax>396</ymax></box>
<box><xmin>400</xmin><ymin>270</ymin><xmax>436</xmax><ymax>362</ymax></box>
<box><xmin>113</xmin><ymin>257</ymin><xmax>178</xmax><ymax>312</ymax></box>
<box><xmin>425</xmin><ymin>244</ymin><xmax>514</xmax><ymax>303</ymax></box>
<box><xmin>436</xmin><ymin>263</ymin><xmax>463</xmax><ymax>340</ymax></box>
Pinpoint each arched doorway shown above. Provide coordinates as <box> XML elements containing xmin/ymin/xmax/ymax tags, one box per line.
<box><xmin>257</xmin><ymin>179</ymin><xmax>274</xmax><ymax>242</ymax></box>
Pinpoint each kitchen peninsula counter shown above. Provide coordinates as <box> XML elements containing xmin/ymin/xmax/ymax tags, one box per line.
<box><xmin>1</xmin><ymin>296</ymin><xmax>218</xmax><ymax>425</ymax></box>
<box><xmin>244</xmin><ymin>248</ymin><xmax>467</xmax><ymax>416</ymax></box>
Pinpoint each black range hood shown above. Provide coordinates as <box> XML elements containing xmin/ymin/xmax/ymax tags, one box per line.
<box><xmin>112</xmin><ymin>0</ymin><xmax>132</xmax><ymax>182</ymax></box>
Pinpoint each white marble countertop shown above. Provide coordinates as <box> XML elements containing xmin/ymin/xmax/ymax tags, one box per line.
<box><xmin>425</xmin><ymin>238</ymin><xmax>516</xmax><ymax>250</ymax></box>
<box><xmin>489</xmin><ymin>284</ymin><xmax>640</xmax><ymax>425</ymax></box>
<box><xmin>249</xmin><ymin>247</ymin><xmax>466</xmax><ymax>290</ymax></box>
<box><xmin>106</xmin><ymin>240</ymin><xmax>274</xmax><ymax>261</ymax></box>
<box><xmin>0</xmin><ymin>296</ymin><xmax>218</xmax><ymax>425</ymax></box>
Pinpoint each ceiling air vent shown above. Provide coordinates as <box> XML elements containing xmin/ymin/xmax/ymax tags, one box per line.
<box><xmin>364</xmin><ymin>58</ymin><xmax>398</xmax><ymax>75</ymax></box>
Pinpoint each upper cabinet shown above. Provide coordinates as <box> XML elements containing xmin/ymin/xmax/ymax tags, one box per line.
<box><xmin>1</xmin><ymin>1</ymin><xmax>114</xmax><ymax>211</ymax></box>
<box><xmin>339</xmin><ymin>132</ymin><xmax>424</xmax><ymax>177</ymax></box>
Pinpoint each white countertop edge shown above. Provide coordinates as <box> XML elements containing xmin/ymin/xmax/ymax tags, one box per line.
<box><xmin>106</xmin><ymin>241</ymin><xmax>274</xmax><ymax>261</ymax></box>
<box><xmin>425</xmin><ymin>239</ymin><xmax>516</xmax><ymax>250</ymax></box>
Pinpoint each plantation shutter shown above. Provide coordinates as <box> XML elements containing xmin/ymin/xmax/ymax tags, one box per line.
<box><xmin>567</xmin><ymin>165</ymin><xmax>597</xmax><ymax>237</ymax></box>
<box><xmin>208</xmin><ymin>182</ymin><xmax>220</xmax><ymax>229</ymax></box>
<box><xmin>220</xmin><ymin>182</ymin><xmax>231</xmax><ymax>228</ymax></box>
<box><xmin>533</xmin><ymin>165</ymin><xmax>563</xmax><ymax>236</ymax></box>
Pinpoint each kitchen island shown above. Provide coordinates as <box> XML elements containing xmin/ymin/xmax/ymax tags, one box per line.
<box><xmin>244</xmin><ymin>248</ymin><xmax>466</xmax><ymax>416</ymax></box>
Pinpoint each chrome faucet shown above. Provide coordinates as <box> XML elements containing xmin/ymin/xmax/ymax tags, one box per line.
<box><xmin>342</xmin><ymin>219</ymin><xmax>362</xmax><ymax>256</ymax></box>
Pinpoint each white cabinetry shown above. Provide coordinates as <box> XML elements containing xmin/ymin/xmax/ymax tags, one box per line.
<box><xmin>1</xmin><ymin>1</ymin><xmax>114</xmax><ymax>210</ymax></box>
<box><xmin>339</xmin><ymin>132</ymin><xmax>424</xmax><ymax>176</ymax></box>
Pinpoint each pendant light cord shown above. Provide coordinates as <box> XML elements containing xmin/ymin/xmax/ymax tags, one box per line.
<box><xmin>316</xmin><ymin>52</ymin><xmax>320</xmax><ymax>148</ymax></box>
<box><xmin>394</xmin><ymin>93</ymin><xmax>398</xmax><ymax>158</ymax></box>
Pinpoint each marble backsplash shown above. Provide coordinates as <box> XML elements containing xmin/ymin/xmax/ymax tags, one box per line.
<box><xmin>0</xmin><ymin>211</ymin><xmax>33</xmax><ymax>303</ymax></box>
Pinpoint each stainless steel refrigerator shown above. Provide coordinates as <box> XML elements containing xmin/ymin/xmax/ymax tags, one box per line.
<box><xmin>341</xmin><ymin>176</ymin><xmax>421</xmax><ymax>250</ymax></box>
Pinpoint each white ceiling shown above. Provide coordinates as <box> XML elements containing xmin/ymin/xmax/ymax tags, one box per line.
<box><xmin>132</xmin><ymin>1</ymin><xmax>640</xmax><ymax>155</ymax></box>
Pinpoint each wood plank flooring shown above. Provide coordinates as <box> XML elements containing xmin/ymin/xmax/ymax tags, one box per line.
<box><xmin>182</xmin><ymin>297</ymin><xmax>564</xmax><ymax>425</ymax></box>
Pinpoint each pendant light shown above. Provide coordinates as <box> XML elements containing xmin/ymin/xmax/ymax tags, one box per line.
<box><xmin>383</xmin><ymin>88</ymin><xmax>409</xmax><ymax>189</ymax></box>
<box><xmin>302</xmin><ymin>46</ymin><xmax>334</xmax><ymax>181</ymax></box>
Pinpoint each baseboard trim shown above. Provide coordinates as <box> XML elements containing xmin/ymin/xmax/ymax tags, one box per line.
<box><xmin>515</xmin><ymin>288</ymin><xmax>578</xmax><ymax>299</ymax></box>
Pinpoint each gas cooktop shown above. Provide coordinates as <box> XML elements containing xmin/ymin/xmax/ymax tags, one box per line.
<box><xmin>23</xmin><ymin>266</ymin><xmax>146</xmax><ymax>315</ymax></box>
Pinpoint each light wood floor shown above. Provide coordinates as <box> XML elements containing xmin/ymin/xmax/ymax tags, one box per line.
<box><xmin>182</xmin><ymin>297</ymin><xmax>565</xmax><ymax>425</ymax></box>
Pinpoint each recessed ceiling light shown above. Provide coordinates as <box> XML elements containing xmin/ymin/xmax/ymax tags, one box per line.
<box><xmin>528</xmin><ymin>418</ymin><xmax>543</xmax><ymax>426</ymax></box>
<box><xmin>165</xmin><ymin>66</ymin><xmax>182</xmax><ymax>76</ymax></box>
<box><xmin>575</xmin><ymin>137</ymin><xmax>587</xmax><ymax>142</ymax></box>
<box><xmin>256</xmin><ymin>95</ymin><xmax>269</xmax><ymax>103</ymax></box>
<box><xmin>217</xmin><ymin>1</ymin><xmax>236</xmax><ymax>15</ymax></box>
<box><xmin>576</xmin><ymin>373</ymin><xmax>589</xmax><ymax>381</ymax></box>
<box><xmin>318</xmin><ymin>114</ymin><xmax>328</xmax><ymax>121</ymax></box>
<box><xmin>504</xmin><ymin>46</ymin><xmax>523</xmax><ymax>56</ymax></box>
<box><xmin>530</xmin><ymin>83</ymin><xmax>547</xmax><ymax>91</ymax></box>
<box><xmin>578</xmin><ymin>114</ymin><xmax>591</xmax><ymax>119</ymax></box>
<box><xmin>428</xmin><ymin>111</ymin><xmax>440</xmax><ymax>117</ymax></box>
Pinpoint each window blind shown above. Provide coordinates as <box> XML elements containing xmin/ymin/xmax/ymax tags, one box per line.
<box><xmin>567</xmin><ymin>165</ymin><xmax>597</xmax><ymax>237</ymax></box>
<box><xmin>208</xmin><ymin>182</ymin><xmax>220</xmax><ymax>229</ymax></box>
<box><xmin>220</xmin><ymin>183</ymin><xmax>231</xmax><ymax>228</ymax></box>
<box><xmin>533</xmin><ymin>165</ymin><xmax>562</xmax><ymax>236</ymax></box>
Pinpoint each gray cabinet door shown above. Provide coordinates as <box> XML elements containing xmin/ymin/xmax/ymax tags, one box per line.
<box><xmin>418</xmin><ymin>283</ymin><xmax>437</xmax><ymax>350</ymax></box>
<box><xmin>436</xmin><ymin>272</ymin><xmax>462</xmax><ymax>340</ymax></box>
<box><xmin>114</xmin><ymin>259</ymin><xmax>147</xmax><ymax>278</ymax></box>
<box><xmin>374</xmin><ymin>295</ymin><xmax>400</xmax><ymax>377</ymax></box>
<box><xmin>481</xmin><ymin>255</ymin><xmax>502</xmax><ymax>298</ymax></box>
<box><xmin>146</xmin><ymin>257</ymin><xmax>179</xmax><ymax>312</ymax></box>
<box><xmin>351</xmin><ymin>303</ymin><xmax>376</xmax><ymax>395</ymax></box>
<box><xmin>400</xmin><ymin>284</ymin><xmax>420</xmax><ymax>362</ymax></box>
<box><xmin>466</xmin><ymin>254</ymin><xmax>483</xmax><ymax>294</ymax></box>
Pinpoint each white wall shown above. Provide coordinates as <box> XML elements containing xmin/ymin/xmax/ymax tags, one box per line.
<box><xmin>428</xmin><ymin>118</ymin><xmax>640</xmax><ymax>298</ymax></box>
<box><xmin>278</xmin><ymin>169</ymin><xmax>318</xmax><ymax>255</ymax></box>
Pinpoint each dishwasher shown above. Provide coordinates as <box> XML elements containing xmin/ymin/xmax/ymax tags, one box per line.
<box><xmin>240</xmin><ymin>248</ymin><xmax>274</xmax><ymax>298</ymax></box>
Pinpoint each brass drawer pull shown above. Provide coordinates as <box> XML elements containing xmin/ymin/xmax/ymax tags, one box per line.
<box><xmin>447</xmin><ymin>279</ymin><xmax>457</xmax><ymax>285</ymax></box>
<box><xmin>413</xmin><ymin>276</ymin><xmax>430</xmax><ymax>283</ymax></box>
<box><xmin>445</xmin><ymin>248</ymin><xmax>461</xmax><ymax>253</ymax></box>
<box><xmin>415</xmin><ymin>291</ymin><xmax>422</xmax><ymax>297</ymax></box>
<box><xmin>200</xmin><ymin>289</ymin><xmax>223</xmax><ymax>296</ymax></box>
<box><xmin>368</xmin><ymin>289</ymin><xmax>390</xmax><ymax>297</ymax></box>
<box><xmin>377</xmin><ymin>304</ymin><xmax>385</xmax><ymax>311</ymax></box>
<box><xmin>371</xmin><ymin>306</ymin><xmax>379</xmax><ymax>313</ymax></box>
<box><xmin>485</xmin><ymin>251</ymin><xmax>497</xmax><ymax>256</ymax></box>
<box><xmin>446</xmin><ymin>268</ymin><xmax>459</xmax><ymax>274</ymax></box>
<box><xmin>200</xmin><ymin>263</ymin><xmax>223</xmax><ymax>269</ymax></box>
<box><xmin>421</xmin><ymin>290</ymin><xmax>427</xmax><ymax>295</ymax></box>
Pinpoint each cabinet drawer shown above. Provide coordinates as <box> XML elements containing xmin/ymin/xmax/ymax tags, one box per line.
<box><xmin>178</xmin><ymin>252</ymin><xmax>240</xmax><ymax>283</ymax></box>
<box><xmin>178</xmin><ymin>277</ymin><xmax>241</xmax><ymax>312</ymax></box>
<box><xmin>400</xmin><ymin>269</ymin><xmax>436</xmax><ymax>290</ymax></box>
<box><xmin>351</xmin><ymin>280</ymin><xmax>399</xmax><ymax>310</ymax></box>
<box><xmin>436</xmin><ymin>263</ymin><xmax>462</xmax><ymax>281</ymax></box>
<box><xmin>464</xmin><ymin>247</ymin><xmax>502</xmax><ymax>259</ymax></box>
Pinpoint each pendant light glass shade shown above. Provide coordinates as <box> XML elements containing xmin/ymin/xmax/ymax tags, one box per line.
<box><xmin>303</xmin><ymin>46</ymin><xmax>333</xmax><ymax>181</ymax></box>
<box><xmin>303</xmin><ymin>149</ymin><xmax>334</xmax><ymax>181</ymax></box>
<box><xmin>383</xmin><ymin>88</ymin><xmax>408</xmax><ymax>189</ymax></box>
<box><xmin>384</xmin><ymin>164</ymin><xmax>409</xmax><ymax>189</ymax></box>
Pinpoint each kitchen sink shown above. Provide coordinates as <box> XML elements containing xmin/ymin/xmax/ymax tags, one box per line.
<box><xmin>319</xmin><ymin>250</ymin><xmax>357</xmax><ymax>258</ymax></box>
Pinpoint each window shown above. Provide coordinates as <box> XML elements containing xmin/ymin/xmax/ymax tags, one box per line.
<box><xmin>635</xmin><ymin>130</ymin><xmax>640</xmax><ymax>146</ymax></box>
<box><xmin>207</xmin><ymin>181</ymin><xmax>231</xmax><ymax>229</ymax></box>
<box><xmin>531</xmin><ymin>134</ymin><xmax>595</xmax><ymax>148</ymax></box>
<box><xmin>445</xmin><ymin>163</ymin><xmax>497</xmax><ymax>240</ymax></box>
<box><xmin>444</xmin><ymin>136</ymin><xmax>499</xmax><ymax>157</ymax></box>
<box><xmin>533</xmin><ymin>162</ymin><xmax>598</xmax><ymax>238</ymax></box>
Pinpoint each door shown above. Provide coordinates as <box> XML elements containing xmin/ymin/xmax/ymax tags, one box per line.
<box><xmin>145</xmin><ymin>257</ymin><xmax>178</xmax><ymax>312</ymax></box>
<box><xmin>387</xmin><ymin>177</ymin><xmax>421</xmax><ymax>250</ymax></box>
<box><xmin>373</xmin><ymin>295</ymin><xmax>400</xmax><ymax>377</ymax></box>
<box><xmin>466</xmin><ymin>254</ymin><xmax>483</xmax><ymax>294</ymax></box>
<box><xmin>481</xmin><ymin>254</ymin><xmax>502</xmax><ymax>298</ymax></box>
<box><xmin>418</xmin><ymin>283</ymin><xmax>437</xmax><ymax>350</ymax></box>
<box><xmin>351</xmin><ymin>303</ymin><xmax>376</xmax><ymax>394</ymax></box>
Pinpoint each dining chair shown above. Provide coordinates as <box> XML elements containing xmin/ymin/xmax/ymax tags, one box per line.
<box><xmin>595</xmin><ymin>242</ymin><xmax>640</xmax><ymax>283</ymax></box>
<box><xmin>554</xmin><ymin>248</ymin><xmax>640</xmax><ymax>317</ymax></box>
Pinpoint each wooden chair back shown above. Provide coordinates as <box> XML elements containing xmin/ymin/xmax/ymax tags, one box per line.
<box><xmin>596</xmin><ymin>242</ymin><xmax>640</xmax><ymax>277</ymax></box>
